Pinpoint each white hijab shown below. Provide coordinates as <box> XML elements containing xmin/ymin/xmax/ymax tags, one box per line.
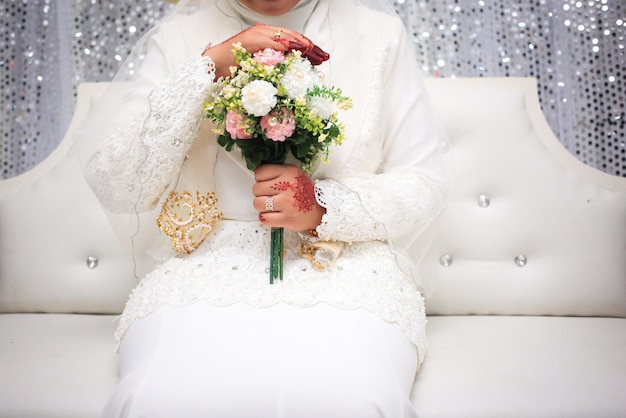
<box><xmin>224</xmin><ymin>0</ymin><xmax>319</xmax><ymax>31</ymax></box>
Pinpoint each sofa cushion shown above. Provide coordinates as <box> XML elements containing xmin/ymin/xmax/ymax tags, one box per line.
<box><xmin>0</xmin><ymin>83</ymin><xmax>142</xmax><ymax>314</ymax></box>
<box><xmin>0</xmin><ymin>313</ymin><xmax>118</xmax><ymax>418</ymax></box>
<box><xmin>422</xmin><ymin>78</ymin><xmax>626</xmax><ymax>317</ymax></box>
<box><xmin>411</xmin><ymin>315</ymin><xmax>626</xmax><ymax>417</ymax></box>
<box><xmin>4</xmin><ymin>313</ymin><xmax>623</xmax><ymax>417</ymax></box>
<box><xmin>0</xmin><ymin>153</ymin><xmax>138</xmax><ymax>314</ymax></box>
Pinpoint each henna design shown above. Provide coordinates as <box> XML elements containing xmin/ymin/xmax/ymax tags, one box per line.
<box><xmin>271</xmin><ymin>181</ymin><xmax>292</xmax><ymax>192</ymax></box>
<box><xmin>271</xmin><ymin>173</ymin><xmax>316</xmax><ymax>213</ymax></box>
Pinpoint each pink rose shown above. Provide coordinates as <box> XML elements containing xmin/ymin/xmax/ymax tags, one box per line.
<box><xmin>252</xmin><ymin>48</ymin><xmax>285</xmax><ymax>66</ymax></box>
<box><xmin>225</xmin><ymin>109</ymin><xmax>253</xmax><ymax>139</ymax></box>
<box><xmin>260</xmin><ymin>107</ymin><xmax>295</xmax><ymax>142</ymax></box>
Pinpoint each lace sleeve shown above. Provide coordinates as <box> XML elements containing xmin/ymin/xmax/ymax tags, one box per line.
<box><xmin>84</xmin><ymin>54</ymin><xmax>217</xmax><ymax>214</ymax></box>
<box><xmin>314</xmin><ymin>170</ymin><xmax>446</xmax><ymax>243</ymax></box>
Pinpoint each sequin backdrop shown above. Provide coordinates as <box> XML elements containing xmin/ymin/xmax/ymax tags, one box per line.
<box><xmin>1</xmin><ymin>0</ymin><xmax>624</xmax><ymax>179</ymax></box>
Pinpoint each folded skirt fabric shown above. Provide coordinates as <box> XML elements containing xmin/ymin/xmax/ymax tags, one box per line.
<box><xmin>103</xmin><ymin>302</ymin><xmax>419</xmax><ymax>418</ymax></box>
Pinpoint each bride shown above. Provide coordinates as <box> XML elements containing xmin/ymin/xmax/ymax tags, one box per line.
<box><xmin>76</xmin><ymin>0</ymin><xmax>447</xmax><ymax>416</ymax></box>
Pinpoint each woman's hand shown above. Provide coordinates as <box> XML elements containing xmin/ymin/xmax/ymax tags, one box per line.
<box><xmin>252</xmin><ymin>164</ymin><xmax>325</xmax><ymax>232</ymax></box>
<box><xmin>202</xmin><ymin>23</ymin><xmax>329</xmax><ymax>78</ymax></box>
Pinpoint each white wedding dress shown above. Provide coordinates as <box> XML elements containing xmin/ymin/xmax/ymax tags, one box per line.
<box><xmin>77</xmin><ymin>1</ymin><xmax>447</xmax><ymax>416</ymax></box>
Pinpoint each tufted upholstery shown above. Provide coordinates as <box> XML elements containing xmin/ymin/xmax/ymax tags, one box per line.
<box><xmin>0</xmin><ymin>83</ymin><xmax>138</xmax><ymax>314</ymax></box>
<box><xmin>412</xmin><ymin>78</ymin><xmax>626</xmax><ymax>417</ymax></box>
<box><xmin>1</xmin><ymin>79</ymin><xmax>625</xmax><ymax>417</ymax></box>
<box><xmin>422</xmin><ymin>78</ymin><xmax>626</xmax><ymax>319</ymax></box>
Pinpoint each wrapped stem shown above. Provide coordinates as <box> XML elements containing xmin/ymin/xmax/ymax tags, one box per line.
<box><xmin>269</xmin><ymin>227</ymin><xmax>284</xmax><ymax>284</ymax></box>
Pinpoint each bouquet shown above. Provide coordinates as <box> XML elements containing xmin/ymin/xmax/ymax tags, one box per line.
<box><xmin>205</xmin><ymin>43</ymin><xmax>351</xmax><ymax>284</ymax></box>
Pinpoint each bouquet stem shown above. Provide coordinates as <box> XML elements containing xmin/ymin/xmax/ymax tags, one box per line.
<box><xmin>269</xmin><ymin>227</ymin><xmax>284</xmax><ymax>284</ymax></box>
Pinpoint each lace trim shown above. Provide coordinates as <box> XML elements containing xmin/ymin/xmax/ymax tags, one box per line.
<box><xmin>114</xmin><ymin>222</ymin><xmax>427</xmax><ymax>365</ymax></box>
<box><xmin>314</xmin><ymin>170</ymin><xmax>444</xmax><ymax>244</ymax></box>
<box><xmin>87</xmin><ymin>55</ymin><xmax>217</xmax><ymax>213</ymax></box>
<box><xmin>314</xmin><ymin>178</ymin><xmax>386</xmax><ymax>243</ymax></box>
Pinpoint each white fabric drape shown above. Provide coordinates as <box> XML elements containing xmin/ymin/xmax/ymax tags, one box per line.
<box><xmin>104</xmin><ymin>303</ymin><xmax>419</xmax><ymax>417</ymax></box>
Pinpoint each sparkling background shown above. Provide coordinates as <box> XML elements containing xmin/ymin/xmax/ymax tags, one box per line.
<box><xmin>1</xmin><ymin>0</ymin><xmax>624</xmax><ymax>179</ymax></box>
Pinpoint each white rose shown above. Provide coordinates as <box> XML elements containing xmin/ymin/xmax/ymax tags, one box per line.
<box><xmin>308</xmin><ymin>96</ymin><xmax>336</xmax><ymax>120</ymax></box>
<box><xmin>241</xmin><ymin>80</ymin><xmax>278</xmax><ymax>117</ymax></box>
<box><xmin>281</xmin><ymin>58</ymin><xmax>317</xmax><ymax>99</ymax></box>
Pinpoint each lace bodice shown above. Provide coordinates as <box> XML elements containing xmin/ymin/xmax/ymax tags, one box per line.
<box><xmin>115</xmin><ymin>220</ymin><xmax>428</xmax><ymax>364</ymax></box>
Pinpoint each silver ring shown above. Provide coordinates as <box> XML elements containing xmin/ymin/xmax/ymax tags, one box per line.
<box><xmin>265</xmin><ymin>196</ymin><xmax>274</xmax><ymax>212</ymax></box>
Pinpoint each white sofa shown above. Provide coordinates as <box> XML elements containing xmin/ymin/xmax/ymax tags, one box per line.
<box><xmin>1</xmin><ymin>78</ymin><xmax>625</xmax><ymax>418</ymax></box>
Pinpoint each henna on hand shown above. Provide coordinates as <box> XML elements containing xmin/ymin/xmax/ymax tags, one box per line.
<box><xmin>271</xmin><ymin>172</ymin><xmax>316</xmax><ymax>213</ymax></box>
